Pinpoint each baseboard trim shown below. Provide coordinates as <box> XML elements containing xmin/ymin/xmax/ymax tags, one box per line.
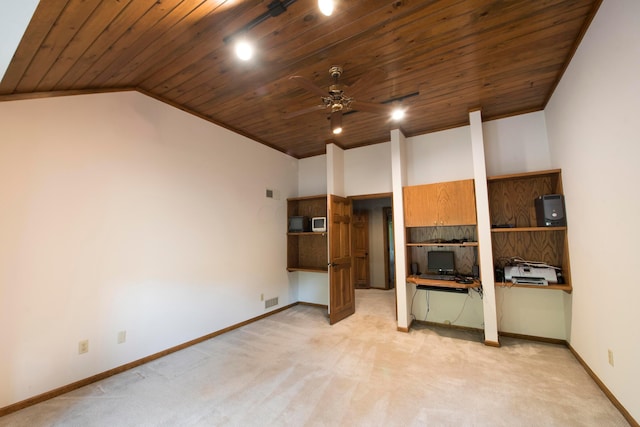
<box><xmin>298</xmin><ymin>301</ymin><xmax>328</xmax><ymax>309</ymax></box>
<box><xmin>498</xmin><ymin>331</ymin><xmax>567</xmax><ymax>346</ymax></box>
<box><xmin>411</xmin><ymin>320</ymin><xmax>500</xmax><ymax>346</ymax></box>
<box><xmin>0</xmin><ymin>302</ymin><xmax>298</xmax><ymax>417</ymax></box>
<box><xmin>398</xmin><ymin>318</ymin><xmax>414</xmax><ymax>332</ymax></box>
<box><xmin>567</xmin><ymin>344</ymin><xmax>638</xmax><ymax>427</ymax></box>
<box><xmin>414</xmin><ymin>320</ymin><xmax>484</xmax><ymax>334</ymax></box>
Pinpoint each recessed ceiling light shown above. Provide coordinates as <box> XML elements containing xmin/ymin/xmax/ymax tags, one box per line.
<box><xmin>234</xmin><ymin>39</ymin><xmax>254</xmax><ymax>61</ymax></box>
<box><xmin>318</xmin><ymin>0</ymin><xmax>334</xmax><ymax>16</ymax></box>
<box><xmin>391</xmin><ymin>107</ymin><xmax>406</xmax><ymax>121</ymax></box>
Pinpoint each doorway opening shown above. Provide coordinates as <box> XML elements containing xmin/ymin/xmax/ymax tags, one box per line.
<box><xmin>351</xmin><ymin>194</ymin><xmax>395</xmax><ymax>291</ymax></box>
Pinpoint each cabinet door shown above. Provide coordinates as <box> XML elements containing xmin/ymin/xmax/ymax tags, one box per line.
<box><xmin>403</xmin><ymin>180</ymin><xmax>476</xmax><ymax>227</ymax></box>
<box><xmin>403</xmin><ymin>183</ymin><xmax>439</xmax><ymax>227</ymax></box>
<box><xmin>438</xmin><ymin>179</ymin><xmax>476</xmax><ymax>225</ymax></box>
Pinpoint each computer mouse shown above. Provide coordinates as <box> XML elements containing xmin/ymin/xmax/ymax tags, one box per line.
<box><xmin>456</xmin><ymin>278</ymin><xmax>474</xmax><ymax>284</ymax></box>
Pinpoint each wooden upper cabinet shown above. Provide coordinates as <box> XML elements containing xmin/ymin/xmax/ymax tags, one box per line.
<box><xmin>403</xmin><ymin>179</ymin><xmax>477</xmax><ymax>227</ymax></box>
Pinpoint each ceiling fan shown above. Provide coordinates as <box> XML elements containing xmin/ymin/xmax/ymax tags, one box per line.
<box><xmin>285</xmin><ymin>66</ymin><xmax>390</xmax><ymax>135</ymax></box>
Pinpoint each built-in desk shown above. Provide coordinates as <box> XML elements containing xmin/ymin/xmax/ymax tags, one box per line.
<box><xmin>406</xmin><ymin>275</ymin><xmax>480</xmax><ymax>292</ymax></box>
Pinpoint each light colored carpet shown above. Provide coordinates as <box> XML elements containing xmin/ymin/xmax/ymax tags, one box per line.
<box><xmin>0</xmin><ymin>289</ymin><xmax>629</xmax><ymax>426</ymax></box>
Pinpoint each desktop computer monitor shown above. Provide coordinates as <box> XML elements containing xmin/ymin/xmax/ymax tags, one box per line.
<box><xmin>427</xmin><ymin>251</ymin><xmax>455</xmax><ymax>274</ymax></box>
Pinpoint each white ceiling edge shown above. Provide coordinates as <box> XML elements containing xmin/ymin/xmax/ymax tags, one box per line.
<box><xmin>0</xmin><ymin>0</ymin><xmax>40</xmax><ymax>82</ymax></box>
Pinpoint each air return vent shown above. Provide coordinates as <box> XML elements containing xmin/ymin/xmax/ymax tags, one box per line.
<box><xmin>265</xmin><ymin>297</ymin><xmax>278</xmax><ymax>309</ymax></box>
<box><xmin>265</xmin><ymin>188</ymin><xmax>280</xmax><ymax>199</ymax></box>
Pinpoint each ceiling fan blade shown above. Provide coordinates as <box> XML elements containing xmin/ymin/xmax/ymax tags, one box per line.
<box><xmin>346</xmin><ymin>68</ymin><xmax>387</xmax><ymax>97</ymax></box>
<box><xmin>288</xmin><ymin>75</ymin><xmax>327</xmax><ymax>97</ymax></box>
<box><xmin>352</xmin><ymin>100</ymin><xmax>390</xmax><ymax>116</ymax></box>
<box><xmin>283</xmin><ymin>104</ymin><xmax>327</xmax><ymax>119</ymax></box>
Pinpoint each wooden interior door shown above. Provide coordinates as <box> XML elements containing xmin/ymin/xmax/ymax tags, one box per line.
<box><xmin>352</xmin><ymin>210</ymin><xmax>369</xmax><ymax>289</ymax></box>
<box><xmin>328</xmin><ymin>195</ymin><xmax>355</xmax><ymax>324</ymax></box>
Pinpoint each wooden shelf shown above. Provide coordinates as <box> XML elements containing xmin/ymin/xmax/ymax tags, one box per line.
<box><xmin>407</xmin><ymin>275</ymin><xmax>480</xmax><ymax>289</ymax></box>
<box><xmin>487</xmin><ymin>168</ymin><xmax>562</xmax><ymax>182</ymax></box>
<box><xmin>491</xmin><ymin>227</ymin><xmax>566</xmax><ymax>233</ymax></box>
<box><xmin>287</xmin><ymin>267</ymin><xmax>328</xmax><ymax>273</ymax></box>
<box><xmin>488</xmin><ymin>169</ymin><xmax>572</xmax><ymax>295</ymax></box>
<box><xmin>406</xmin><ymin>241</ymin><xmax>478</xmax><ymax>247</ymax></box>
<box><xmin>495</xmin><ymin>281</ymin><xmax>572</xmax><ymax>293</ymax></box>
<box><xmin>287</xmin><ymin>195</ymin><xmax>328</xmax><ymax>272</ymax></box>
<box><xmin>287</xmin><ymin>231</ymin><xmax>327</xmax><ymax>236</ymax></box>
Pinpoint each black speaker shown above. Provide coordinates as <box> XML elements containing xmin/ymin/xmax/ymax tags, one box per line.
<box><xmin>472</xmin><ymin>265</ymin><xmax>480</xmax><ymax>278</ymax></box>
<box><xmin>410</xmin><ymin>262</ymin><xmax>420</xmax><ymax>275</ymax></box>
<box><xmin>535</xmin><ymin>194</ymin><xmax>566</xmax><ymax>226</ymax></box>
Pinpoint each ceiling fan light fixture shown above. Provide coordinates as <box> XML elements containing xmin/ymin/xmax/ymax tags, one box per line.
<box><xmin>318</xmin><ymin>0</ymin><xmax>334</xmax><ymax>16</ymax></box>
<box><xmin>331</xmin><ymin>111</ymin><xmax>343</xmax><ymax>134</ymax></box>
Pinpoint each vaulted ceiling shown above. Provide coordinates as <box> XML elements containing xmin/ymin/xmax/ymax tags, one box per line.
<box><xmin>0</xmin><ymin>0</ymin><xmax>600</xmax><ymax>158</ymax></box>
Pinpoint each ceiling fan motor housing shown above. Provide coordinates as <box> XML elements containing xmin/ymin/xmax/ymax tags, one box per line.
<box><xmin>329</xmin><ymin>66</ymin><xmax>343</xmax><ymax>79</ymax></box>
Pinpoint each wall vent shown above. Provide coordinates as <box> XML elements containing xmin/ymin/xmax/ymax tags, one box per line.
<box><xmin>265</xmin><ymin>297</ymin><xmax>278</xmax><ymax>309</ymax></box>
<box><xmin>265</xmin><ymin>188</ymin><xmax>280</xmax><ymax>200</ymax></box>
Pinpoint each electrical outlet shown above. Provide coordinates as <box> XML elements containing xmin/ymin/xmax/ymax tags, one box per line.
<box><xmin>608</xmin><ymin>349</ymin><xmax>614</xmax><ymax>366</ymax></box>
<box><xmin>78</xmin><ymin>339</ymin><xmax>89</xmax><ymax>354</ymax></box>
<box><xmin>261</xmin><ymin>293</ymin><xmax>264</xmax><ymax>301</ymax></box>
<box><xmin>117</xmin><ymin>330</ymin><xmax>127</xmax><ymax>344</ymax></box>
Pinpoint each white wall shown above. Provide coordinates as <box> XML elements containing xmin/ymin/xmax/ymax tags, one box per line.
<box><xmin>295</xmin><ymin>271</ymin><xmax>329</xmax><ymax>305</ymax></box>
<box><xmin>0</xmin><ymin>91</ymin><xmax>298</xmax><ymax>408</ymax></box>
<box><xmin>545</xmin><ymin>0</ymin><xmax>640</xmax><ymax>420</ymax></box>
<box><xmin>483</xmin><ymin>111</ymin><xmax>551</xmax><ymax>176</ymax></box>
<box><xmin>344</xmin><ymin>142</ymin><xmax>392</xmax><ymax>196</ymax></box>
<box><xmin>297</xmin><ymin>155</ymin><xmax>326</xmax><ymax>197</ymax></box>
<box><xmin>406</xmin><ymin>126</ymin><xmax>474</xmax><ymax>185</ymax></box>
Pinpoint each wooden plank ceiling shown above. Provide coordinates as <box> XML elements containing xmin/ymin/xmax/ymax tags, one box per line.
<box><xmin>0</xmin><ymin>0</ymin><xmax>600</xmax><ymax>159</ymax></box>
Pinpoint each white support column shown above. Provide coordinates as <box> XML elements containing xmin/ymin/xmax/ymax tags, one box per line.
<box><xmin>390</xmin><ymin>129</ymin><xmax>410</xmax><ymax>331</ymax></box>
<box><xmin>326</xmin><ymin>143</ymin><xmax>344</xmax><ymax>197</ymax></box>
<box><xmin>469</xmin><ymin>110</ymin><xmax>499</xmax><ymax>345</ymax></box>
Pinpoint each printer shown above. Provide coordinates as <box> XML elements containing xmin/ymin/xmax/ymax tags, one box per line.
<box><xmin>504</xmin><ymin>264</ymin><xmax>558</xmax><ymax>286</ymax></box>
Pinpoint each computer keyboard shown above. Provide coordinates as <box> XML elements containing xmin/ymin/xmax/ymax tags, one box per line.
<box><xmin>419</xmin><ymin>273</ymin><xmax>456</xmax><ymax>281</ymax></box>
